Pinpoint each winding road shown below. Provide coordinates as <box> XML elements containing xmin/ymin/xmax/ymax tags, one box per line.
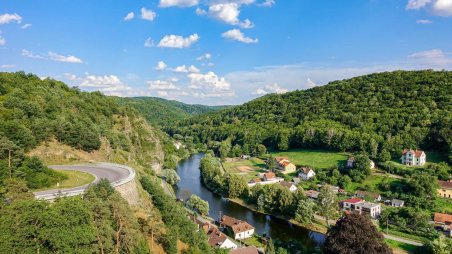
<box><xmin>34</xmin><ymin>163</ymin><xmax>135</xmax><ymax>200</ymax></box>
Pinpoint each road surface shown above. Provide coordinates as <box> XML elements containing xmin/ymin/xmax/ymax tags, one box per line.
<box><xmin>34</xmin><ymin>163</ymin><xmax>134</xmax><ymax>200</ymax></box>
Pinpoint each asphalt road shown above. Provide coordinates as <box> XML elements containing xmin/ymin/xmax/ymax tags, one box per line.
<box><xmin>34</xmin><ymin>163</ymin><xmax>132</xmax><ymax>199</ymax></box>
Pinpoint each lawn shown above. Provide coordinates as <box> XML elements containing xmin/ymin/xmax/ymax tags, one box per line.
<box><xmin>223</xmin><ymin>157</ymin><xmax>267</xmax><ymax>181</ymax></box>
<box><xmin>385</xmin><ymin>239</ymin><xmax>419</xmax><ymax>253</ymax></box>
<box><xmin>36</xmin><ymin>170</ymin><xmax>96</xmax><ymax>191</ymax></box>
<box><xmin>346</xmin><ymin>174</ymin><xmax>403</xmax><ymax>193</ymax></box>
<box><xmin>269</xmin><ymin>149</ymin><xmax>349</xmax><ymax>169</ymax></box>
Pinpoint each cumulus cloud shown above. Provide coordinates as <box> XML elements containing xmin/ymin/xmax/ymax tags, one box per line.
<box><xmin>171</xmin><ymin>64</ymin><xmax>200</xmax><ymax>73</ymax></box>
<box><xmin>306</xmin><ymin>78</ymin><xmax>317</xmax><ymax>88</ymax></box>
<box><xmin>416</xmin><ymin>19</ymin><xmax>433</xmax><ymax>24</ymax></box>
<box><xmin>22</xmin><ymin>49</ymin><xmax>44</xmax><ymax>59</ymax></box>
<box><xmin>141</xmin><ymin>8</ymin><xmax>157</xmax><ymax>21</ymax></box>
<box><xmin>69</xmin><ymin>74</ymin><xmax>132</xmax><ymax>96</ymax></box>
<box><xmin>155</xmin><ymin>61</ymin><xmax>168</xmax><ymax>71</ymax></box>
<box><xmin>188</xmin><ymin>71</ymin><xmax>231</xmax><ymax>91</ymax></box>
<box><xmin>158</xmin><ymin>33</ymin><xmax>200</xmax><ymax>48</ymax></box>
<box><xmin>0</xmin><ymin>36</ymin><xmax>5</xmax><ymax>46</ymax></box>
<box><xmin>0</xmin><ymin>64</ymin><xmax>15</xmax><ymax>68</ymax></box>
<box><xmin>124</xmin><ymin>12</ymin><xmax>134</xmax><ymax>21</ymax></box>
<box><xmin>259</xmin><ymin>0</ymin><xmax>275</xmax><ymax>7</ymax></box>
<box><xmin>147</xmin><ymin>80</ymin><xmax>179</xmax><ymax>90</ymax></box>
<box><xmin>253</xmin><ymin>83</ymin><xmax>288</xmax><ymax>95</ymax></box>
<box><xmin>0</xmin><ymin>13</ymin><xmax>22</xmax><ymax>24</ymax></box>
<box><xmin>159</xmin><ymin>0</ymin><xmax>199</xmax><ymax>7</ymax></box>
<box><xmin>198</xmin><ymin>3</ymin><xmax>254</xmax><ymax>28</ymax></box>
<box><xmin>21</xmin><ymin>23</ymin><xmax>32</xmax><ymax>29</ymax></box>
<box><xmin>144</xmin><ymin>37</ymin><xmax>154</xmax><ymax>47</ymax></box>
<box><xmin>408</xmin><ymin>49</ymin><xmax>452</xmax><ymax>66</ymax></box>
<box><xmin>48</xmin><ymin>51</ymin><xmax>83</xmax><ymax>63</ymax></box>
<box><xmin>406</xmin><ymin>0</ymin><xmax>452</xmax><ymax>16</ymax></box>
<box><xmin>222</xmin><ymin>29</ymin><xmax>258</xmax><ymax>43</ymax></box>
<box><xmin>197</xmin><ymin>53</ymin><xmax>212</xmax><ymax>61</ymax></box>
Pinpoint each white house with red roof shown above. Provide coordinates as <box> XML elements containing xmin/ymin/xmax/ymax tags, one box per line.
<box><xmin>401</xmin><ymin>149</ymin><xmax>426</xmax><ymax>166</ymax></box>
<box><xmin>340</xmin><ymin>198</ymin><xmax>381</xmax><ymax>218</ymax></box>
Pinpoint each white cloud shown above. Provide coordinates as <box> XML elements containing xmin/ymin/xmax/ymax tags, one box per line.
<box><xmin>158</xmin><ymin>33</ymin><xmax>200</xmax><ymax>48</ymax></box>
<box><xmin>124</xmin><ymin>12</ymin><xmax>134</xmax><ymax>21</ymax></box>
<box><xmin>48</xmin><ymin>51</ymin><xmax>83</xmax><ymax>63</ymax></box>
<box><xmin>0</xmin><ymin>36</ymin><xmax>5</xmax><ymax>46</ymax></box>
<box><xmin>141</xmin><ymin>8</ymin><xmax>157</xmax><ymax>21</ymax></box>
<box><xmin>157</xmin><ymin>91</ymin><xmax>169</xmax><ymax>96</ymax></box>
<box><xmin>408</xmin><ymin>49</ymin><xmax>452</xmax><ymax>66</ymax></box>
<box><xmin>197</xmin><ymin>53</ymin><xmax>212</xmax><ymax>61</ymax></box>
<box><xmin>171</xmin><ymin>64</ymin><xmax>200</xmax><ymax>73</ymax></box>
<box><xmin>222</xmin><ymin>29</ymin><xmax>258</xmax><ymax>43</ymax></box>
<box><xmin>147</xmin><ymin>80</ymin><xmax>179</xmax><ymax>90</ymax></box>
<box><xmin>188</xmin><ymin>71</ymin><xmax>231</xmax><ymax>91</ymax></box>
<box><xmin>259</xmin><ymin>0</ymin><xmax>275</xmax><ymax>7</ymax></box>
<box><xmin>144</xmin><ymin>37</ymin><xmax>154</xmax><ymax>47</ymax></box>
<box><xmin>21</xmin><ymin>49</ymin><xmax>45</xmax><ymax>59</ymax></box>
<box><xmin>0</xmin><ymin>64</ymin><xmax>15</xmax><ymax>68</ymax></box>
<box><xmin>79</xmin><ymin>74</ymin><xmax>132</xmax><ymax>94</ymax></box>
<box><xmin>200</xmin><ymin>3</ymin><xmax>254</xmax><ymax>28</ymax></box>
<box><xmin>306</xmin><ymin>78</ymin><xmax>317</xmax><ymax>88</ymax></box>
<box><xmin>155</xmin><ymin>61</ymin><xmax>168</xmax><ymax>71</ymax></box>
<box><xmin>416</xmin><ymin>19</ymin><xmax>433</xmax><ymax>24</ymax></box>
<box><xmin>21</xmin><ymin>23</ymin><xmax>32</xmax><ymax>29</ymax></box>
<box><xmin>253</xmin><ymin>83</ymin><xmax>288</xmax><ymax>95</ymax></box>
<box><xmin>159</xmin><ymin>0</ymin><xmax>199</xmax><ymax>7</ymax></box>
<box><xmin>406</xmin><ymin>0</ymin><xmax>452</xmax><ymax>16</ymax></box>
<box><xmin>0</xmin><ymin>13</ymin><xmax>22</xmax><ymax>25</ymax></box>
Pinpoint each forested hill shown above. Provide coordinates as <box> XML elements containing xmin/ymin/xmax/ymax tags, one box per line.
<box><xmin>167</xmin><ymin>70</ymin><xmax>452</xmax><ymax>162</ymax></box>
<box><xmin>117</xmin><ymin>96</ymin><xmax>229</xmax><ymax>125</ymax></box>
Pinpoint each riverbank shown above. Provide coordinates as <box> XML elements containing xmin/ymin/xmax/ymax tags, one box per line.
<box><xmin>227</xmin><ymin>197</ymin><xmax>328</xmax><ymax>234</ymax></box>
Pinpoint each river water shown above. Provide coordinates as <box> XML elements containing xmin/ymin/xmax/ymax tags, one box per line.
<box><xmin>174</xmin><ymin>153</ymin><xmax>325</xmax><ymax>248</ymax></box>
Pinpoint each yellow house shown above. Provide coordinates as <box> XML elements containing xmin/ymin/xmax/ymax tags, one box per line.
<box><xmin>438</xmin><ymin>180</ymin><xmax>452</xmax><ymax>199</ymax></box>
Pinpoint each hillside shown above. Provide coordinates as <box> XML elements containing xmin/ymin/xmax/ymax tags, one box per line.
<box><xmin>167</xmin><ymin>70</ymin><xmax>452</xmax><ymax>162</ymax></box>
<box><xmin>117</xmin><ymin>96</ymin><xmax>229</xmax><ymax>126</ymax></box>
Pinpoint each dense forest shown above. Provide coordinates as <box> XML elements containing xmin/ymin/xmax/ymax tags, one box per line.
<box><xmin>167</xmin><ymin>70</ymin><xmax>452</xmax><ymax>162</ymax></box>
<box><xmin>117</xmin><ymin>96</ymin><xmax>228</xmax><ymax>126</ymax></box>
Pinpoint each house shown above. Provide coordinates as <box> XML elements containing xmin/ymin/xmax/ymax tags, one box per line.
<box><xmin>263</xmin><ymin>172</ymin><xmax>276</xmax><ymax>181</ymax></box>
<box><xmin>347</xmin><ymin>156</ymin><xmax>355</xmax><ymax>168</ymax></box>
<box><xmin>292</xmin><ymin>177</ymin><xmax>301</xmax><ymax>184</ymax></box>
<box><xmin>298</xmin><ymin>167</ymin><xmax>316</xmax><ymax>180</ymax></box>
<box><xmin>437</xmin><ymin>180</ymin><xmax>452</xmax><ymax>199</ymax></box>
<box><xmin>280</xmin><ymin>181</ymin><xmax>298</xmax><ymax>192</ymax></box>
<box><xmin>340</xmin><ymin>198</ymin><xmax>381</xmax><ymax>218</ymax></box>
<box><xmin>247</xmin><ymin>172</ymin><xmax>284</xmax><ymax>187</ymax></box>
<box><xmin>220</xmin><ymin>215</ymin><xmax>254</xmax><ymax>240</ymax></box>
<box><xmin>434</xmin><ymin>213</ymin><xmax>452</xmax><ymax>237</ymax></box>
<box><xmin>206</xmin><ymin>226</ymin><xmax>238</xmax><ymax>250</ymax></box>
<box><xmin>401</xmin><ymin>149</ymin><xmax>426</xmax><ymax>166</ymax></box>
<box><xmin>355</xmin><ymin>190</ymin><xmax>382</xmax><ymax>202</ymax></box>
<box><xmin>305</xmin><ymin>190</ymin><xmax>320</xmax><ymax>199</ymax></box>
<box><xmin>275</xmin><ymin>157</ymin><xmax>296</xmax><ymax>174</ymax></box>
<box><xmin>240</xmin><ymin>155</ymin><xmax>251</xmax><ymax>160</ymax></box>
<box><xmin>391</xmin><ymin>199</ymin><xmax>405</xmax><ymax>207</ymax></box>
<box><xmin>230</xmin><ymin>246</ymin><xmax>259</xmax><ymax>254</ymax></box>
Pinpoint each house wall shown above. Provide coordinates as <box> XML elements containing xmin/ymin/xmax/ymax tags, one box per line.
<box><xmin>220</xmin><ymin>239</ymin><xmax>238</xmax><ymax>249</ymax></box>
<box><xmin>234</xmin><ymin>229</ymin><xmax>254</xmax><ymax>240</ymax></box>
<box><xmin>437</xmin><ymin>188</ymin><xmax>452</xmax><ymax>199</ymax></box>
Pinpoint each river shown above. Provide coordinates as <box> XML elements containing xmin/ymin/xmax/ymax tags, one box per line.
<box><xmin>174</xmin><ymin>153</ymin><xmax>325</xmax><ymax>248</ymax></box>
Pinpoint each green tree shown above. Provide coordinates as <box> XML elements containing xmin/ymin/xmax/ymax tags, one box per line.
<box><xmin>256</xmin><ymin>144</ymin><xmax>267</xmax><ymax>156</ymax></box>
<box><xmin>429</xmin><ymin>235</ymin><xmax>452</xmax><ymax>254</ymax></box>
<box><xmin>226</xmin><ymin>174</ymin><xmax>248</xmax><ymax>198</ymax></box>
<box><xmin>295</xmin><ymin>198</ymin><xmax>316</xmax><ymax>224</ymax></box>
<box><xmin>165</xmin><ymin>169</ymin><xmax>181</xmax><ymax>185</ymax></box>
<box><xmin>186</xmin><ymin>194</ymin><xmax>210</xmax><ymax>216</ymax></box>
<box><xmin>324</xmin><ymin>213</ymin><xmax>391</xmax><ymax>254</ymax></box>
<box><xmin>317</xmin><ymin>185</ymin><xmax>337</xmax><ymax>227</ymax></box>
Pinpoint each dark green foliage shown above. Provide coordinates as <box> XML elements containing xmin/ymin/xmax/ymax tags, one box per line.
<box><xmin>140</xmin><ymin>176</ymin><xmax>213</xmax><ymax>254</ymax></box>
<box><xmin>379</xmin><ymin>207</ymin><xmax>437</xmax><ymax>239</ymax></box>
<box><xmin>324</xmin><ymin>213</ymin><xmax>391</xmax><ymax>254</ymax></box>
<box><xmin>117</xmin><ymin>96</ymin><xmax>229</xmax><ymax>126</ymax></box>
<box><xmin>168</xmin><ymin>71</ymin><xmax>451</xmax><ymax>162</ymax></box>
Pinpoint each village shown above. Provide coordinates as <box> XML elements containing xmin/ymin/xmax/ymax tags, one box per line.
<box><xmin>187</xmin><ymin>148</ymin><xmax>452</xmax><ymax>253</ymax></box>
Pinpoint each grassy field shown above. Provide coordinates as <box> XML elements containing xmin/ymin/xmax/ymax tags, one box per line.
<box><xmin>347</xmin><ymin>174</ymin><xmax>403</xmax><ymax>193</ymax></box>
<box><xmin>36</xmin><ymin>170</ymin><xmax>95</xmax><ymax>191</ymax></box>
<box><xmin>269</xmin><ymin>149</ymin><xmax>349</xmax><ymax>169</ymax></box>
<box><xmin>385</xmin><ymin>239</ymin><xmax>419</xmax><ymax>253</ymax></box>
<box><xmin>223</xmin><ymin>157</ymin><xmax>267</xmax><ymax>181</ymax></box>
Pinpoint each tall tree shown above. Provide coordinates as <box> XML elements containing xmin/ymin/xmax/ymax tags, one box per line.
<box><xmin>317</xmin><ymin>185</ymin><xmax>337</xmax><ymax>227</ymax></box>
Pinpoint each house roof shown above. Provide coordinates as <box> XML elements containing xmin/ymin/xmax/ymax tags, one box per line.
<box><xmin>230</xmin><ymin>246</ymin><xmax>259</xmax><ymax>254</ymax></box>
<box><xmin>280</xmin><ymin>181</ymin><xmax>296</xmax><ymax>188</ymax></box>
<box><xmin>342</xmin><ymin>198</ymin><xmax>364</xmax><ymax>204</ymax></box>
<box><xmin>356</xmin><ymin>190</ymin><xmax>381</xmax><ymax>199</ymax></box>
<box><xmin>391</xmin><ymin>199</ymin><xmax>404</xmax><ymax>205</ymax></box>
<box><xmin>263</xmin><ymin>172</ymin><xmax>276</xmax><ymax>179</ymax></box>
<box><xmin>300</xmin><ymin>167</ymin><xmax>314</xmax><ymax>174</ymax></box>
<box><xmin>359</xmin><ymin>201</ymin><xmax>380</xmax><ymax>209</ymax></box>
<box><xmin>305</xmin><ymin>190</ymin><xmax>320</xmax><ymax>198</ymax></box>
<box><xmin>221</xmin><ymin>215</ymin><xmax>254</xmax><ymax>234</ymax></box>
<box><xmin>434</xmin><ymin>213</ymin><xmax>452</xmax><ymax>223</ymax></box>
<box><xmin>275</xmin><ymin>156</ymin><xmax>289</xmax><ymax>162</ymax></box>
<box><xmin>250</xmin><ymin>177</ymin><xmax>261</xmax><ymax>183</ymax></box>
<box><xmin>207</xmin><ymin>227</ymin><xmax>228</xmax><ymax>247</ymax></box>
<box><xmin>438</xmin><ymin>180</ymin><xmax>452</xmax><ymax>190</ymax></box>
<box><xmin>279</xmin><ymin>161</ymin><xmax>292</xmax><ymax>167</ymax></box>
<box><xmin>402</xmin><ymin>149</ymin><xmax>425</xmax><ymax>157</ymax></box>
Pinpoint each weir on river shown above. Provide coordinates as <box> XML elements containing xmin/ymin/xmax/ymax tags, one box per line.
<box><xmin>174</xmin><ymin>153</ymin><xmax>325</xmax><ymax>248</ymax></box>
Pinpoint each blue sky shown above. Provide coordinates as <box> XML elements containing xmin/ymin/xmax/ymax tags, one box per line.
<box><xmin>1</xmin><ymin>0</ymin><xmax>451</xmax><ymax>105</ymax></box>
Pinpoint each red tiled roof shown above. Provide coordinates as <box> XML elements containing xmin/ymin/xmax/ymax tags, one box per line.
<box><xmin>434</xmin><ymin>213</ymin><xmax>452</xmax><ymax>223</ymax></box>
<box><xmin>300</xmin><ymin>167</ymin><xmax>313</xmax><ymax>174</ymax></box>
<box><xmin>275</xmin><ymin>157</ymin><xmax>289</xmax><ymax>162</ymax></box>
<box><xmin>402</xmin><ymin>149</ymin><xmax>424</xmax><ymax>157</ymax></box>
<box><xmin>342</xmin><ymin>198</ymin><xmax>364</xmax><ymax>204</ymax></box>
<box><xmin>230</xmin><ymin>246</ymin><xmax>259</xmax><ymax>254</ymax></box>
<box><xmin>263</xmin><ymin>172</ymin><xmax>276</xmax><ymax>179</ymax></box>
<box><xmin>438</xmin><ymin>180</ymin><xmax>452</xmax><ymax>190</ymax></box>
<box><xmin>280</xmin><ymin>181</ymin><xmax>295</xmax><ymax>188</ymax></box>
<box><xmin>221</xmin><ymin>215</ymin><xmax>254</xmax><ymax>234</ymax></box>
<box><xmin>207</xmin><ymin>227</ymin><xmax>228</xmax><ymax>247</ymax></box>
